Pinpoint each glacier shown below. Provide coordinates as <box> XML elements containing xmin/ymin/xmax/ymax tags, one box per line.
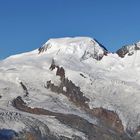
<box><xmin>0</xmin><ymin>37</ymin><xmax>140</xmax><ymax>139</ymax></box>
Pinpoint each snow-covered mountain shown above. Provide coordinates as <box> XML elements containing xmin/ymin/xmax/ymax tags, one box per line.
<box><xmin>116</xmin><ymin>41</ymin><xmax>140</xmax><ymax>58</ymax></box>
<box><xmin>0</xmin><ymin>37</ymin><xmax>140</xmax><ymax>140</ymax></box>
<box><xmin>38</xmin><ymin>37</ymin><xmax>108</xmax><ymax>60</ymax></box>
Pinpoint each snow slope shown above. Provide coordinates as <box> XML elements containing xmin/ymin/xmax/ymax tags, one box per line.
<box><xmin>38</xmin><ymin>37</ymin><xmax>107</xmax><ymax>60</ymax></box>
<box><xmin>0</xmin><ymin>37</ymin><xmax>140</xmax><ymax>139</ymax></box>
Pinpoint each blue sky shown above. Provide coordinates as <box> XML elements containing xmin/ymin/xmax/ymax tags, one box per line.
<box><xmin>0</xmin><ymin>0</ymin><xmax>140</xmax><ymax>59</ymax></box>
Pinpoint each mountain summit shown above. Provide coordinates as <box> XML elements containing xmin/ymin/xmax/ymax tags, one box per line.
<box><xmin>38</xmin><ymin>37</ymin><xmax>108</xmax><ymax>60</ymax></box>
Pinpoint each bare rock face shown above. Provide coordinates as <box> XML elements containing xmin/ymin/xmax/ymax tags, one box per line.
<box><xmin>49</xmin><ymin>59</ymin><xmax>65</xmax><ymax>80</ymax></box>
<box><xmin>92</xmin><ymin>107</ymin><xmax>124</xmax><ymax>133</ymax></box>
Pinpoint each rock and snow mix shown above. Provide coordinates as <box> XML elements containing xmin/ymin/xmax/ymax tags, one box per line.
<box><xmin>0</xmin><ymin>37</ymin><xmax>140</xmax><ymax>139</ymax></box>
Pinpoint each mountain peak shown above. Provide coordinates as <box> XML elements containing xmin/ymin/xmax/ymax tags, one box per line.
<box><xmin>116</xmin><ymin>41</ymin><xmax>140</xmax><ymax>58</ymax></box>
<box><xmin>38</xmin><ymin>37</ymin><xmax>108</xmax><ymax>61</ymax></box>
